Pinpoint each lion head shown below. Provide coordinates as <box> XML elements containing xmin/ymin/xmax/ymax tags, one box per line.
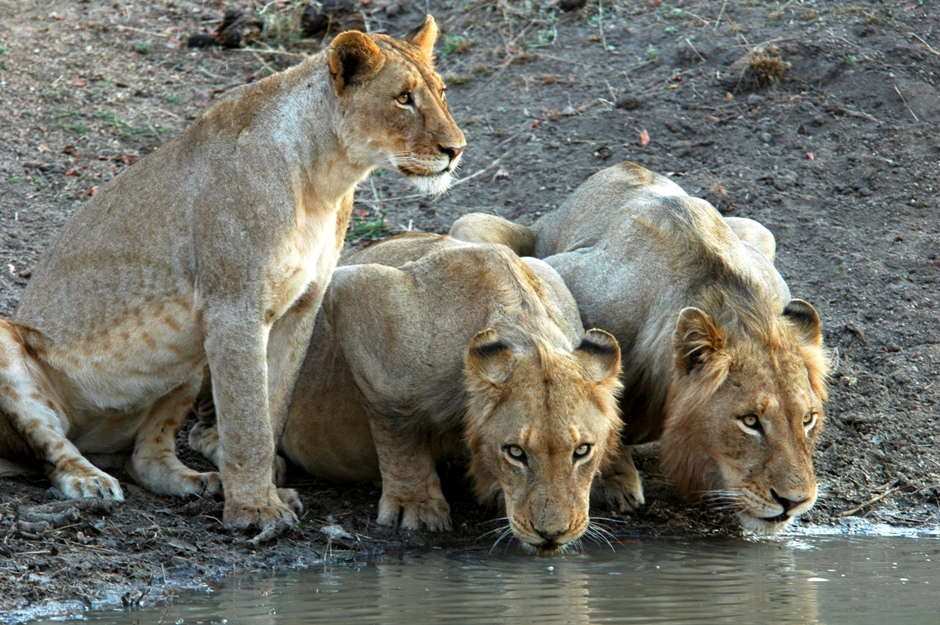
<box><xmin>463</xmin><ymin>327</ymin><xmax>623</xmax><ymax>553</ymax></box>
<box><xmin>660</xmin><ymin>298</ymin><xmax>830</xmax><ymax>534</ymax></box>
<box><xmin>327</xmin><ymin>16</ymin><xmax>465</xmax><ymax>194</ymax></box>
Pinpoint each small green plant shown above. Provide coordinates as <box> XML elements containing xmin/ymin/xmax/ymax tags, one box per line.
<box><xmin>664</xmin><ymin>26</ymin><xmax>678</xmax><ymax>35</ymax></box>
<box><xmin>346</xmin><ymin>211</ymin><xmax>391</xmax><ymax>242</ymax></box>
<box><xmin>161</xmin><ymin>92</ymin><xmax>182</xmax><ymax>106</ymax></box>
<box><xmin>67</xmin><ymin>122</ymin><xmax>87</xmax><ymax>134</ymax></box>
<box><xmin>94</xmin><ymin>110</ymin><xmax>118</xmax><ymax>124</ymax></box>
<box><xmin>645</xmin><ymin>45</ymin><xmax>658</xmax><ymax>61</ymax></box>
<box><xmin>0</xmin><ymin>45</ymin><xmax>7</xmax><ymax>54</ymax></box>
<box><xmin>8</xmin><ymin>176</ymin><xmax>21</xmax><ymax>184</ymax></box>
<box><xmin>441</xmin><ymin>35</ymin><xmax>473</xmax><ymax>57</ymax></box>
<box><xmin>840</xmin><ymin>55</ymin><xmax>858</xmax><ymax>65</ymax></box>
<box><xmin>133</xmin><ymin>41</ymin><xmax>151</xmax><ymax>54</ymax></box>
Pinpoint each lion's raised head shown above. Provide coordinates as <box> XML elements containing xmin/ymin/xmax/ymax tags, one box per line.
<box><xmin>660</xmin><ymin>298</ymin><xmax>830</xmax><ymax>534</ymax></box>
<box><xmin>463</xmin><ymin>328</ymin><xmax>623</xmax><ymax>553</ymax></box>
<box><xmin>327</xmin><ymin>16</ymin><xmax>465</xmax><ymax>194</ymax></box>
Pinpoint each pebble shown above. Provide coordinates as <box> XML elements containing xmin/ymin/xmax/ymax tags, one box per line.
<box><xmin>385</xmin><ymin>3</ymin><xmax>401</xmax><ymax>17</ymax></box>
<box><xmin>615</xmin><ymin>95</ymin><xmax>643</xmax><ymax>110</ymax></box>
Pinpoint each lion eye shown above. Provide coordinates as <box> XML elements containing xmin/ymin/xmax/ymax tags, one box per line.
<box><xmin>505</xmin><ymin>445</ymin><xmax>527</xmax><ymax>465</ymax></box>
<box><xmin>739</xmin><ymin>414</ymin><xmax>762</xmax><ymax>431</ymax></box>
<box><xmin>802</xmin><ymin>412</ymin><xmax>818</xmax><ymax>430</ymax></box>
<box><xmin>573</xmin><ymin>444</ymin><xmax>592</xmax><ymax>461</ymax></box>
<box><xmin>397</xmin><ymin>92</ymin><xmax>413</xmax><ymax>106</ymax></box>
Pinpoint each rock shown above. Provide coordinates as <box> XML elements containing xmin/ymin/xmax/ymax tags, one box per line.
<box><xmin>385</xmin><ymin>2</ymin><xmax>401</xmax><ymax>18</ymax></box>
<box><xmin>615</xmin><ymin>95</ymin><xmax>643</xmax><ymax>110</ymax></box>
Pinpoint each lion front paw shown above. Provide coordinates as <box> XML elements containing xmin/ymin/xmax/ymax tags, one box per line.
<box><xmin>223</xmin><ymin>485</ymin><xmax>300</xmax><ymax>530</ymax></box>
<box><xmin>50</xmin><ymin>463</ymin><xmax>124</xmax><ymax>502</ymax></box>
<box><xmin>592</xmin><ymin>470</ymin><xmax>645</xmax><ymax>513</ymax></box>
<box><xmin>377</xmin><ymin>493</ymin><xmax>453</xmax><ymax>532</ymax></box>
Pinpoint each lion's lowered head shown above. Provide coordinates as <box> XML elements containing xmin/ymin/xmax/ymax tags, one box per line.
<box><xmin>462</xmin><ymin>327</ymin><xmax>623</xmax><ymax>554</ymax></box>
<box><xmin>328</xmin><ymin>16</ymin><xmax>465</xmax><ymax>194</ymax></box>
<box><xmin>660</xmin><ymin>297</ymin><xmax>831</xmax><ymax>534</ymax></box>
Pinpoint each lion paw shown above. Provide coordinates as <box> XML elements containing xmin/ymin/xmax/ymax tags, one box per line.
<box><xmin>223</xmin><ymin>486</ymin><xmax>300</xmax><ymax>530</ymax></box>
<box><xmin>592</xmin><ymin>471</ymin><xmax>645</xmax><ymax>513</ymax></box>
<box><xmin>376</xmin><ymin>494</ymin><xmax>452</xmax><ymax>532</ymax></box>
<box><xmin>277</xmin><ymin>487</ymin><xmax>304</xmax><ymax>516</ymax></box>
<box><xmin>50</xmin><ymin>465</ymin><xmax>124</xmax><ymax>502</ymax></box>
<box><xmin>185</xmin><ymin>471</ymin><xmax>222</xmax><ymax>497</ymax></box>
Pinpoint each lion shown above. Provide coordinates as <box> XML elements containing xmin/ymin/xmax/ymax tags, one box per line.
<box><xmin>192</xmin><ymin>233</ymin><xmax>624</xmax><ymax>552</ymax></box>
<box><xmin>0</xmin><ymin>16</ymin><xmax>465</xmax><ymax>532</ymax></box>
<box><xmin>449</xmin><ymin>161</ymin><xmax>831</xmax><ymax>534</ymax></box>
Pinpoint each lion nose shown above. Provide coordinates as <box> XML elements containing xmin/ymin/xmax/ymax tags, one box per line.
<box><xmin>439</xmin><ymin>144</ymin><xmax>464</xmax><ymax>161</ymax></box>
<box><xmin>770</xmin><ymin>489</ymin><xmax>809</xmax><ymax>514</ymax></box>
<box><xmin>534</xmin><ymin>525</ymin><xmax>570</xmax><ymax>542</ymax></box>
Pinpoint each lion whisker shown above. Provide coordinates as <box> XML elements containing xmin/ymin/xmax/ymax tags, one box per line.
<box><xmin>476</xmin><ymin>525</ymin><xmax>509</xmax><ymax>541</ymax></box>
<box><xmin>584</xmin><ymin>525</ymin><xmax>616</xmax><ymax>552</ymax></box>
<box><xmin>489</xmin><ymin>527</ymin><xmax>515</xmax><ymax>554</ymax></box>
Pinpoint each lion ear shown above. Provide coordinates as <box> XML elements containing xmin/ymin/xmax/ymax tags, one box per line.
<box><xmin>327</xmin><ymin>30</ymin><xmax>386</xmax><ymax>95</ymax></box>
<box><xmin>405</xmin><ymin>15</ymin><xmax>439</xmax><ymax>60</ymax></box>
<box><xmin>465</xmin><ymin>328</ymin><xmax>515</xmax><ymax>385</ymax></box>
<box><xmin>783</xmin><ymin>299</ymin><xmax>822</xmax><ymax>347</ymax></box>
<box><xmin>674</xmin><ymin>307</ymin><xmax>727</xmax><ymax>375</ymax></box>
<box><xmin>574</xmin><ymin>329</ymin><xmax>621</xmax><ymax>384</ymax></box>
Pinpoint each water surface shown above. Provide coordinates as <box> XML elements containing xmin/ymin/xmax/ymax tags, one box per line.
<box><xmin>48</xmin><ymin>535</ymin><xmax>940</xmax><ymax>624</ymax></box>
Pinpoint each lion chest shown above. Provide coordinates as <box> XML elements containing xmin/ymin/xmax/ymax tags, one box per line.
<box><xmin>265</xmin><ymin>208</ymin><xmax>343</xmax><ymax>323</ymax></box>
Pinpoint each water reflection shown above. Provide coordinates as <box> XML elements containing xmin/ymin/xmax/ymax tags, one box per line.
<box><xmin>67</xmin><ymin>536</ymin><xmax>940</xmax><ymax>625</ymax></box>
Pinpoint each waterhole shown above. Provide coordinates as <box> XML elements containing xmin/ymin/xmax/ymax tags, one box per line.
<box><xmin>33</xmin><ymin>534</ymin><xmax>940</xmax><ymax>624</ymax></box>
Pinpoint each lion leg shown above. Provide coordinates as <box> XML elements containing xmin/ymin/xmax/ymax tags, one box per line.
<box><xmin>724</xmin><ymin>217</ymin><xmax>776</xmax><ymax>263</ymax></box>
<box><xmin>203</xmin><ymin>311</ymin><xmax>297</xmax><ymax>530</ymax></box>
<box><xmin>366</xmin><ymin>409</ymin><xmax>452</xmax><ymax>532</ymax></box>
<box><xmin>127</xmin><ymin>374</ymin><xmax>221</xmax><ymax>497</ymax></box>
<box><xmin>592</xmin><ymin>441</ymin><xmax>645</xmax><ymax>513</ymax></box>
<box><xmin>0</xmin><ymin>320</ymin><xmax>123</xmax><ymax>501</ymax></box>
<box><xmin>188</xmin><ymin>370</ymin><xmax>288</xmax><ymax>487</ymax></box>
<box><xmin>449</xmin><ymin>213</ymin><xmax>537</xmax><ymax>256</ymax></box>
<box><xmin>262</xmin><ymin>286</ymin><xmax>323</xmax><ymax>496</ymax></box>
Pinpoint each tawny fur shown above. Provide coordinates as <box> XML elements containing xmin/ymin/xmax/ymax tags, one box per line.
<box><xmin>0</xmin><ymin>17</ymin><xmax>464</xmax><ymax>531</ymax></box>
<box><xmin>195</xmin><ymin>234</ymin><xmax>623</xmax><ymax>552</ymax></box>
<box><xmin>450</xmin><ymin>161</ymin><xmax>831</xmax><ymax>534</ymax></box>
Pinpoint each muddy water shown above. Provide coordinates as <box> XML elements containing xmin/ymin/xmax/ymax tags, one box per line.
<box><xmin>51</xmin><ymin>535</ymin><xmax>940</xmax><ymax>624</ymax></box>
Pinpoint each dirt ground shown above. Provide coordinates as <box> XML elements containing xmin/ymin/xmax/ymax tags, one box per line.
<box><xmin>0</xmin><ymin>0</ymin><xmax>939</xmax><ymax>620</ymax></box>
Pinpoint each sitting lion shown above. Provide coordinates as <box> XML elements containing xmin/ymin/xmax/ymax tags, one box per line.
<box><xmin>450</xmin><ymin>161</ymin><xmax>831</xmax><ymax>534</ymax></box>
<box><xmin>193</xmin><ymin>233</ymin><xmax>624</xmax><ymax>552</ymax></box>
<box><xmin>0</xmin><ymin>17</ymin><xmax>464</xmax><ymax>531</ymax></box>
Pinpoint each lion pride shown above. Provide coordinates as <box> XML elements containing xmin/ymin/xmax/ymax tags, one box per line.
<box><xmin>450</xmin><ymin>161</ymin><xmax>831</xmax><ymax>534</ymax></box>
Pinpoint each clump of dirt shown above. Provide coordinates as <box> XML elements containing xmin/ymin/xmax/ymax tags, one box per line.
<box><xmin>1</xmin><ymin>0</ymin><xmax>939</xmax><ymax>620</ymax></box>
